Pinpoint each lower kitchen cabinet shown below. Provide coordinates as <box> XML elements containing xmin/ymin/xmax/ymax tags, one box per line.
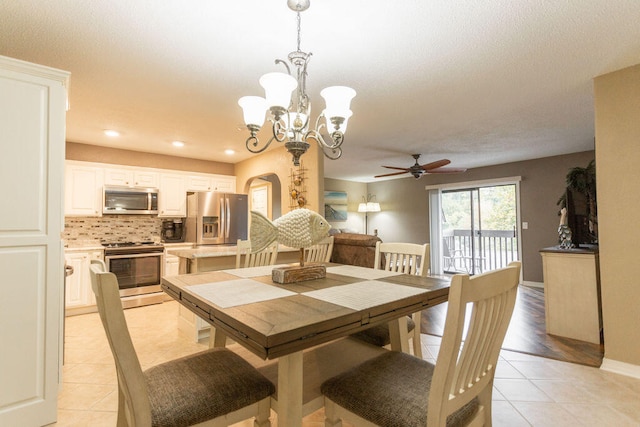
<box><xmin>64</xmin><ymin>249</ymin><xmax>103</xmax><ymax>316</ymax></box>
<box><xmin>163</xmin><ymin>243</ymin><xmax>193</xmax><ymax>277</ymax></box>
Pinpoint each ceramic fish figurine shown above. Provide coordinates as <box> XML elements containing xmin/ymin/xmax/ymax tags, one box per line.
<box><xmin>250</xmin><ymin>209</ymin><xmax>331</xmax><ymax>252</ymax></box>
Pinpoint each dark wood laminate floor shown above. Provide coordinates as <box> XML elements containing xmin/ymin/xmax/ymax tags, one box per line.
<box><xmin>421</xmin><ymin>285</ymin><xmax>604</xmax><ymax>367</ymax></box>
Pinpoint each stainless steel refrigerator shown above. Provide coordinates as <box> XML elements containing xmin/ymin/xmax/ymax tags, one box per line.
<box><xmin>186</xmin><ymin>192</ymin><xmax>248</xmax><ymax>245</ymax></box>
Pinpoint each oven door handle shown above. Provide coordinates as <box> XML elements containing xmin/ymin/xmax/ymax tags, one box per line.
<box><xmin>105</xmin><ymin>252</ymin><xmax>163</xmax><ymax>260</ymax></box>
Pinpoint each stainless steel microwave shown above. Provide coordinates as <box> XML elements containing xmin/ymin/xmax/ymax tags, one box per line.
<box><xmin>103</xmin><ymin>186</ymin><xmax>159</xmax><ymax>215</ymax></box>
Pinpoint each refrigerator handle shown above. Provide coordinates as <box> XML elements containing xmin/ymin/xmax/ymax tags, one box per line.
<box><xmin>226</xmin><ymin>197</ymin><xmax>230</xmax><ymax>238</ymax></box>
<box><xmin>220</xmin><ymin>197</ymin><xmax>225</xmax><ymax>240</ymax></box>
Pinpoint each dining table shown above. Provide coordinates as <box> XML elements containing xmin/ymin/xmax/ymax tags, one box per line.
<box><xmin>161</xmin><ymin>262</ymin><xmax>450</xmax><ymax>427</ymax></box>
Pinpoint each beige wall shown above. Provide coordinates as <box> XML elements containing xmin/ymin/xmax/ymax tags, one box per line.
<box><xmin>324</xmin><ymin>178</ymin><xmax>368</xmax><ymax>233</ymax></box>
<box><xmin>363</xmin><ymin>151</ymin><xmax>595</xmax><ymax>283</ymax></box>
<box><xmin>235</xmin><ymin>143</ymin><xmax>324</xmax><ymax>216</ymax></box>
<box><xmin>594</xmin><ymin>63</ymin><xmax>640</xmax><ymax>367</ymax></box>
<box><xmin>66</xmin><ymin>141</ymin><xmax>235</xmax><ymax>175</ymax></box>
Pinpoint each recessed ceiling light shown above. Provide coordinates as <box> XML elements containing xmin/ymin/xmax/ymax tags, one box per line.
<box><xmin>104</xmin><ymin>129</ymin><xmax>120</xmax><ymax>137</ymax></box>
<box><xmin>225</xmin><ymin>149</ymin><xmax>235</xmax><ymax>155</ymax></box>
<box><xmin>172</xmin><ymin>141</ymin><xmax>185</xmax><ymax>147</ymax></box>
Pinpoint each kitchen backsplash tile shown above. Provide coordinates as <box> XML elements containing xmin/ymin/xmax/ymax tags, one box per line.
<box><xmin>63</xmin><ymin>216</ymin><xmax>164</xmax><ymax>245</ymax></box>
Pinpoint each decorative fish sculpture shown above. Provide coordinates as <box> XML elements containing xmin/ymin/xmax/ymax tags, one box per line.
<box><xmin>250</xmin><ymin>209</ymin><xmax>331</xmax><ymax>252</ymax></box>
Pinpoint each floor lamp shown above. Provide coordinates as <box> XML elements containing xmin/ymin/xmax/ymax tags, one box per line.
<box><xmin>358</xmin><ymin>194</ymin><xmax>380</xmax><ymax>235</ymax></box>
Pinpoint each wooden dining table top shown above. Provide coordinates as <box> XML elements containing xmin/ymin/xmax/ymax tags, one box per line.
<box><xmin>161</xmin><ymin>263</ymin><xmax>450</xmax><ymax>360</ymax></box>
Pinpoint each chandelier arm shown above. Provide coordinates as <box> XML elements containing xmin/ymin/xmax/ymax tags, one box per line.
<box><xmin>275</xmin><ymin>58</ymin><xmax>292</xmax><ymax>76</ymax></box>
<box><xmin>245</xmin><ymin>134</ymin><xmax>275</xmax><ymax>154</ymax></box>
<box><xmin>305</xmin><ymin>129</ymin><xmax>344</xmax><ymax>160</ymax></box>
<box><xmin>271</xmin><ymin>118</ymin><xmax>288</xmax><ymax>143</ymax></box>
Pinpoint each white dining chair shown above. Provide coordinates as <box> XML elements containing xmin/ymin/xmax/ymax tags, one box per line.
<box><xmin>88</xmin><ymin>264</ymin><xmax>275</xmax><ymax>427</ymax></box>
<box><xmin>352</xmin><ymin>241</ymin><xmax>430</xmax><ymax>357</ymax></box>
<box><xmin>236</xmin><ymin>239</ymin><xmax>279</xmax><ymax>268</ymax></box>
<box><xmin>304</xmin><ymin>235</ymin><xmax>334</xmax><ymax>263</ymax></box>
<box><xmin>322</xmin><ymin>261</ymin><xmax>521</xmax><ymax>427</ymax></box>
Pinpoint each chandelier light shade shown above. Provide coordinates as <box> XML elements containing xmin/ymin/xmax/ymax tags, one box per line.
<box><xmin>238</xmin><ymin>0</ymin><xmax>356</xmax><ymax>166</ymax></box>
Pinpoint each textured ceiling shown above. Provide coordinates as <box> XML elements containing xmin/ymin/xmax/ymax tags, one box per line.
<box><xmin>2</xmin><ymin>1</ymin><xmax>640</xmax><ymax>182</ymax></box>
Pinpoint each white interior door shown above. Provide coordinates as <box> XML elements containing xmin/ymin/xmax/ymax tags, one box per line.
<box><xmin>0</xmin><ymin>56</ymin><xmax>69</xmax><ymax>426</ymax></box>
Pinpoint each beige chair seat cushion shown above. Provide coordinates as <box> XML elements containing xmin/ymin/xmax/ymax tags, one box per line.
<box><xmin>146</xmin><ymin>348</ymin><xmax>275</xmax><ymax>426</ymax></box>
<box><xmin>350</xmin><ymin>316</ymin><xmax>415</xmax><ymax>347</ymax></box>
<box><xmin>321</xmin><ymin>351</ymin><xmax>478</xmax><ymax>427</ymax></box>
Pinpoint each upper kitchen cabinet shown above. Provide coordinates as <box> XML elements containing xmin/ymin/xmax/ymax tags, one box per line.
<box><xmin>104</xmin><ymin>167</ymin><xmax>158</xmax><ymax>188</ymax></box>
<box><xmin>65</xmin><ymin>163</ymin><xmax>103</xmax><ymax>216</ymax></box>
<box><xmin>159</xmin><ymin>173</ymin><xmax>186</xmax><ymax>217</ymax></box>
<box><xmin>186</xmin><ymin>174</ymin><xmax>236</xmax><ymax>192</ymax></box>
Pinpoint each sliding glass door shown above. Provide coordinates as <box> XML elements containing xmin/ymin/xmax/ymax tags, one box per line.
<box><xmin>440</xmin><ymin>184</ymin><xmax>519</xmax><ymax>275</ymax></box>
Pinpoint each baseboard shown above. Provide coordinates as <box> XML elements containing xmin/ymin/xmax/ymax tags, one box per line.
<box><xmin>522</xmin><ymin>280</ymin><xmax>544</xmax><ymax>289</ymax></box>
<box><xmin>600</xmin><ymin>358</ymin><xmax>640</xmax><ymax>379</ymax></box>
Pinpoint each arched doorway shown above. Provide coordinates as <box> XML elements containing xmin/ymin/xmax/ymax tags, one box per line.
<box><xmin>248</xmin><ymin>174</ymin><xmax>282</xmax><ymax>219</ymax></box>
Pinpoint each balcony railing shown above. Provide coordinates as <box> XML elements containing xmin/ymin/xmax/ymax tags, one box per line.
<box><xmin>443</xmin><ymin>229</ymin><xmax>519</xmax><ymax>274</ymax></box>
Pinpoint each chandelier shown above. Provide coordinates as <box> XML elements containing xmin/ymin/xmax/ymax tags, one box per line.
<box><xmin>238</xmin><ymin>0</ymin><xmax>356</xmax><ymax>166</ymax></box>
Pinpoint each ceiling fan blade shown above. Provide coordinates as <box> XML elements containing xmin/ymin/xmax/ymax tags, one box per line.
<box><xmin>427</xmin><ymin>167</ymin><xmax>467</xmax><ymax>174</ymax></box>
<box><xmin>374</xmin><ymin>170</ymin><xmax>410</xmax><ymax>178</ymax></box>
<box><xmin>421</xmin><ymin>159</ymin><xmax>451</xmax><ymax>171</ymax></box>
<box><xmin>381</xmin><ymin>166</ymin><xmax>410</xmax><ymax>171</ymax></box>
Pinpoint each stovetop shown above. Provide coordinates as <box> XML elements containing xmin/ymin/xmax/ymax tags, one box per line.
<box><xmin>102</xmin><ymin>242</ymin><xmax>164</xmax><ymax>253</ymax></box>
<box><xmin>101</xmin><ymin>241</ymin><xmax>159</xmax><ymax>248</ymax></box>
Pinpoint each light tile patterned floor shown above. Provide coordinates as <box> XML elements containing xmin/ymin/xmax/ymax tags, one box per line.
<box><xmin>50</xmin><ymin>301</ymin><xmax>640</xmax><ymax>426</ymax></box>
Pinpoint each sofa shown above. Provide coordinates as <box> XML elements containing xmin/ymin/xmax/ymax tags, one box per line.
<box><xmin>330</xmin><ymin>232</ymin><xmax>382</xmax><ymax>268</ymax></box>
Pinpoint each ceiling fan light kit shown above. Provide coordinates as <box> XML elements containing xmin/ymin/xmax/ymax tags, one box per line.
<box><xmin>238</xmin><ymin>0</ymin><xmax>356</xmax><ymax>166</ymax></box>
<box><xmin>374</xmin><ymin>154</ymin><xmax>467</xmax><ymax>179</ymax></box>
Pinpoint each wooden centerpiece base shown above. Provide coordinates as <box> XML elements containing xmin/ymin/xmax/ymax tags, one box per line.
<box><xmin>272</xmin><ymin>263</ymin><xmax>326</xmax><ymax>284</ymax></box>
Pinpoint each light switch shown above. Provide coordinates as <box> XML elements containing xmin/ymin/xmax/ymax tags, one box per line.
<box><xmin>522</xmin><ymin>222</ymin><xmax>529</xmax><ymax>230</ymax></box>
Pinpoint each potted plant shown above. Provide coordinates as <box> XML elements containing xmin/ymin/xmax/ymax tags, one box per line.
<box><xmin>557</xmin><ymin>160</ymin><xmax>597</xmax><ymax>245</ymax></box>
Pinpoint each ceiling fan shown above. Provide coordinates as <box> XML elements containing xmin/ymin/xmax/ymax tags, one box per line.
<box><xmin>375</xmin><ymin>154</ymin><xmax>467</xmax><ymax>179</ymax></box>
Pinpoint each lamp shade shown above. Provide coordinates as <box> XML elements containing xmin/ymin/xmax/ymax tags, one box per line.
<box><xmin>321</xmin><ymin>86</ymin><xmax>356</xmax><ymax>119</ymax></box>
<box><xmin>238</xmin><ymin>96</ymin><xmax>267</xmax><ymax>127</ymax></box>
<box><xmin>259</xmin><ymin>72</ymin><xmax>297</xmax><ymax>109</ymax></box>
<box><xmin>367</xmin><ymin>202</ymin><xmax>381</xmax><ymax>212</ymax></box>
<box><xmin>325</xmin><ymin>110</ymin><xmax>352</xmax><ymax>133</ymax></box>
<box><xmin>358</xmin><ymin>202</ymin><xmax>368</xmax><ymax>212</ymax></box>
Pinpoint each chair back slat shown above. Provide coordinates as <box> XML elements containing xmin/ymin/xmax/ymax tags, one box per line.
<box><xmin>236</xmin><ymin>239</ymin><xmax>279</xmax><ymax>268</ymax></box>
<box><xmin>374</xmin><ymin>241</ymin><xmax>430</xmax><ymax>276</ymax></box>
<box><xmin>304</xmin><ymin>236</ymin><xmax>334</xmax><ymax>263</ymax></box>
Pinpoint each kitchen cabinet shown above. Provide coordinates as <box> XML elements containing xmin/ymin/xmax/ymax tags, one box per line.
<box><xmin>158</xmin><ymin>173</ymin><xmax>186</xmax><ymax>217</ymax></box>
<box><xmin>186</xmin><ymin>174</ymin><xmax>236</xmax><ymax>192</ymax></box>
<box><xmin>65</xmin><ymin>164</ymin><xmax>103</xmax><ymax>216</ymax></box>
<box><xmin>104</xmin><ymin>167</ymin><xmax>158</xmax><ymax>188</ymax></box>
<box><xmin>64</xmin><ymin>249</ymin><xmax>103</xmax><ymax>315</ymax></box>
<box><xmin>163</xmin><ymin>243</ymin><xmax>193</xmax><ymax>277</ymax></box>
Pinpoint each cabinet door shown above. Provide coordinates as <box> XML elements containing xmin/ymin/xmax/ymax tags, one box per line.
<box><xmin>159</xmin><ymin>173</ymin><xmax>186</xmax><ymax>217</ymax></box>
<box><xmin>65</xmin><ymin>165</ymin><xmax>103</xmax><ymax>216</ymax></box>
<box><xmin>104</xmin><ymin>168</ymin><xmax>133</xmax><ymax>186</ymax></box>
<box><xmin>164</xmin><ymin>254</ymin><xmax>180</xmax><ymax>277</ymax></box>
<box><xmin>186</xmin><ymin>175</ymin><xmax>213</xmax><ymax>192</ymax></box>
<box><xmin>212</xmin><ymin>176</ymin><xmax>235</xmax><ymax>192</ymax></box>
<box><xmin>64</xmin><ymin>253</ymin><xmax>89</xmax><ymax>308</ymax></box>
<box><xmin>105</xmin><ymin>168</ymin><xmax>158</xmax><ymax>188</ymax></box>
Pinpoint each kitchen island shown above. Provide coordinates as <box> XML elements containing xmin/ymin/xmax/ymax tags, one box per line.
<box><xmin>168</xmin><ymin>244</ymin><xmax>300</xmax><ymax>274</ymax></box>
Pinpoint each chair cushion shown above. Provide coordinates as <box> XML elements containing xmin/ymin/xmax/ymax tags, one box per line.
<box><xmin>321</xmin><ymin>351</ymin><xmax>479</xmax><ymax>427</ymax></box>
<box><xmin>350</xmin><ymin>316</ymin><xmax>415</xmax><ymax>347</ymax></box>
<box><xmin>145</xmin><ymin>348</ymin><xmax>275</xmax><ymax>427</ymax></box>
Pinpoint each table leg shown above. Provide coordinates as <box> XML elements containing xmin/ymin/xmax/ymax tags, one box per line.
<box><xmin>388</xmin><ymin>316</ymin><xmax>409</xmax><ymax>353</ymax></box>
<box><xmin>208</xmin><ymin>326</ymin><xmax>227</xmax><ymax>348</ymax></box>
<box><xmin>277</xmin><ymin>350</ymin><xmax>303</xmax><ymax>427</ymax></box>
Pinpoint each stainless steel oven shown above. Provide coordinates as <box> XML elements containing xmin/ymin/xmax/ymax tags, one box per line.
<box><xmin>103</xmin><ymin>242</ymin><xmax>165</xmax><ymax>308</ymax></box>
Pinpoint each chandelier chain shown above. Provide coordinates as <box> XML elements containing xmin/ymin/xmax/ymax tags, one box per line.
<box><xmin>296</xmin><ymin>11</ymin><xmax>302</xmax><ymax>52</ymax></box>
